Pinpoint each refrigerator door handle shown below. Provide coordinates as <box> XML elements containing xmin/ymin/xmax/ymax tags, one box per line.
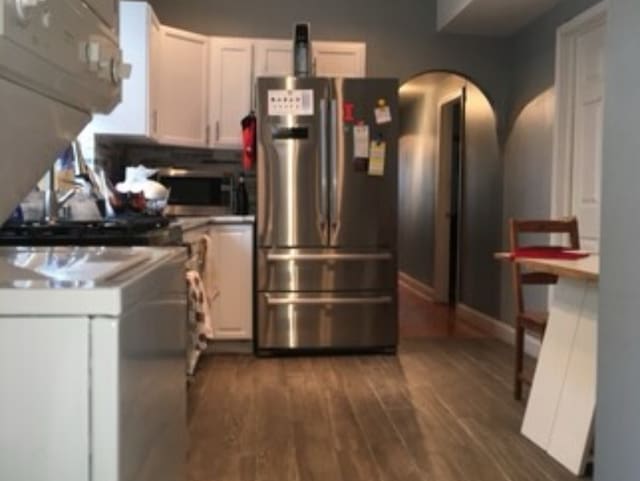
<box><xmin>329</xmin><ymin>99</ymin><xmax>339</xmax><ymax>232</ymax></box>
<box><xmin>266</xmin><ymin>252</ymin><xmax>393</xmax><ymax>262</ymax></box>
<box><xmin>265</xmin><ymin>295</ymin><xmax>393</xmax><ymax>306</ymax></box>
<box><xmin>320</xmin><ymin>99</ymin><xmax>329</xmax><ymax>232</ymax></box>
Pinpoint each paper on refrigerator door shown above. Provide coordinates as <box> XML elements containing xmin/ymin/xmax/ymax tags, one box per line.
<box><xmin>268</xmin><ymin>89</ymin><xmax>314</xmax><ymax>116</ymax></box>
<box><xmin>374</xmin><ymin>105</ymin><xmax>392</xmax><ymax>124</ymax></box>
<box><xmin>353</xmin><ymin>125</ymin><xmax>370</xmax><ymax>158</ymax></box>
<box><xmin>368</xmin><ymin>141</ymin><xmax>386</xmax><ymax>176</ymax></box>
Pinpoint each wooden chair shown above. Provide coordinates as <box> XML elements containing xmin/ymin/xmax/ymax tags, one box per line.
<box><xmin>510</xmin><ymin>217</ymin><xmax>580</xmax><ymax>400</ymax></box>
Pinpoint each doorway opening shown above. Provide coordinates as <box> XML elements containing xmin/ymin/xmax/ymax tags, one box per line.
<box><xmin>438</xmin><ymin>95</ymin><xmax>464</xmax><ymax>305</ymax></box>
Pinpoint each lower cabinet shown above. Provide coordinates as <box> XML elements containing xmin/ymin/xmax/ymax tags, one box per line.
<box><xmin>208</xmin><ymin>224</ymin><xmax>253</xmax><ymax>340</ymax></box>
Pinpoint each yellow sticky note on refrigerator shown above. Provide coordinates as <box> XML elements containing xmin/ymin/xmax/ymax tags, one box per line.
<box><xmin>368</xmin><ymin>141</ymin><xmax>386</xmax><ymax>176</ymax></box>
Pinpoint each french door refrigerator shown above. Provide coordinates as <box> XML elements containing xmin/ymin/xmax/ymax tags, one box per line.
<box><xmin>256</xmin><ymin>77</ymin><xmax>398</xmax><ymax>353</ymax></box>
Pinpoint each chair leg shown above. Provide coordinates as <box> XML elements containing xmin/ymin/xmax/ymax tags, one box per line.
<box><xmin>514</xmin><ymin>322</ymin><xmax>525</xmax><ymax>401</ymax></box>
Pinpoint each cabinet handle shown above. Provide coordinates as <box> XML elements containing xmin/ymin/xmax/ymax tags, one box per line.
<box><xmin>215</xmin><ymin>121</ymin><xmax>220</xmax><ymax>142</ymax></box>
<box><xmin>205</xmin><ymin>125</ymin><xmax>211</xmax><ymax>145</ymax></box>
<box><xmin>250</xmin><ymin>45</ymin><xmax>256</xmax><ymax>110</ymax></box>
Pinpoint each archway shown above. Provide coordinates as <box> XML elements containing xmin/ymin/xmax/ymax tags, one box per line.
<box><xmin>397</xmin><ymin>71</ymin><xmax>502</xmax><ymax>324</ymax></box>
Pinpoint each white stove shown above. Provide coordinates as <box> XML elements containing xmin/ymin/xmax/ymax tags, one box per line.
<box><xmin>0</xmin><ymin>246</ymin><xmax>187</xmax><ymax>481</ymax></box>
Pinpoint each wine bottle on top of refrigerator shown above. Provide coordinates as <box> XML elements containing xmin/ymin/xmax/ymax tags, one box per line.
<box><xmin>293</xmin><ymin>23</ymin><xmax>311</xmax><ymax>77</ymax></box>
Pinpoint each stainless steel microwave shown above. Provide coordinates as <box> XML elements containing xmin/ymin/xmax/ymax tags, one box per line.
<box><xmin>156</xmin><ymin>166</ymin><xmax>235</xmax><ymax>216</ymax></box>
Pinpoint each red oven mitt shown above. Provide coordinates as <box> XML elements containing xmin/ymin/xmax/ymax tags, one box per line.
<box><xmin>241</xmin><ymin>111</ymin><xmax>257</xmax><ymax>171</ymax></box>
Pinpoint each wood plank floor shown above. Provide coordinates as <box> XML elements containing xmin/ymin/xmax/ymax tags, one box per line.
<box><xmin>188</xmin><ymin>289</ymin><xmax>583</xmax><ymax>481</ymax></box>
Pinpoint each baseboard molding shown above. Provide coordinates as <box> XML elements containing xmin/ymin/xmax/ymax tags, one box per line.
<box><xmin>456</xmin><ymin>303</ymin><xmax>541</xmax><ymax>358</ymax></box>
<box><xmin>398</xmin><ymin>271</ymin><xmax>435</xmax><ymax>302</ymax></box>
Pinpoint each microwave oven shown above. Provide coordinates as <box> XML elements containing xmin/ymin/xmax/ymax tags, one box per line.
<box><xmin>156</xmin><ymin>166</ymin><xmax>235</xmax><ymax>216</ymax></box>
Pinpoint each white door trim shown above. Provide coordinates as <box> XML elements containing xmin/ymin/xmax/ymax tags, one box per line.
<box><xmin>433</xmin><ymin>90</ymin><xmax>464</xmax><ymax>303</ymax></box>
<box><xmin>551</xmin><ymin>1</ymin><xmax>608</xmax><ymax>222</ymax></box>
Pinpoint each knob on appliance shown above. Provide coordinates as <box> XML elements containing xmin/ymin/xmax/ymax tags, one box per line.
<box><xmin>85</xmin><ymin>40</ymin><xmax>102</xmax><ymax>72</ymax></box>
<box><xmin>109</xmin><ymin>49</ymin><xmax>131</xmax><ymax>83</ymax></box>
<box><xmin>14</xmin><ymin>0</ymin><xmax>47</xmax><ymax>24</ymax></box>
<box><xmin>111</xmin><ymin>58</ymin><xmax>132</xmax><ymax>84</ymax></box>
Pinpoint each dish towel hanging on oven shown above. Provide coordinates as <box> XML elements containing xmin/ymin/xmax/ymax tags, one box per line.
<box><xmin>202</xmin><ymin>234</ymin><xmax>219</xmax><ymax>315</ymax></box>
<box><xmin>186</xmin><ymin>269</ymin><xmax>212</xmax><ymax>376</ymax></box>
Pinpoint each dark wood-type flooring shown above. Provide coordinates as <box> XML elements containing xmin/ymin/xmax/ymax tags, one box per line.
<box><xmin>188</xmin><ymin>287</ymin><xmax>582</xmax><ymax>481</ymax></box>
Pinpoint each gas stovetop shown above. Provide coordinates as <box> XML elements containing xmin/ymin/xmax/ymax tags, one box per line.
<box><xmin>0</xmin><ymin>216</ymin><xmax>183</xmax><ymax>247</ymax></box>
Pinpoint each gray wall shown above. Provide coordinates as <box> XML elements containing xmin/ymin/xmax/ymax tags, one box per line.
<box><xmin>398</xmin><ymin>74</ymin><xmax>466</xmax><ymax>286</ymax></box>
<box><xmin>399</xmin><ymin>89</ymin><xmax>437</xmax><ymax>285</ymax></box>
<box><xmin>507</xmin><ymin>0</ymin><xmax>602</xmax><ymax>126</ymax></box>
<box><xmin>499</xmin><ymin>0</ymin><xmax>602</xmax><ymax>324</ymax></box>
<box><xmin>460</xmin><ymin>84</ymin><xmax>502</xmax><ymax>317</ymax></box>
<box><xmin>144</xmin><ymin>0</ymin><xmax>512</xmax><ymax>128</ymax></box>
<box><xmin>596</xmin><ymin>0</ymin><xmax>640</xmax><ymax>478</ymax></box>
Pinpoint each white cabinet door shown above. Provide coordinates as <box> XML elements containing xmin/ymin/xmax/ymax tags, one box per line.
<box><xmin>254</xmin><ymin>39</ymin><xmax>366</xmax><ymax>78</ymax></box>
<box><xmin>570</xmin><ymin>21</ymin><xmax>605</xmax><ymax>252</ymax></box>
<box><xmin>158</xmin><ymin>26</ymin><xmax>209</xmax><ymax>147</ymax></box>
<box><xmin>209</xmin><ymin>224</ymin><xmax>253</xmax><ymax>340</ymax></box>
<box><xmin>148</xmin><ymin>10</ymin><xmax>163</xmax><ymax>139</ymax></box>
<box><xmin>82</xmin><ymin>1</ymin><xmax>160</xmax><ymax>146</ymax></box>
<box><xmin>313</xmin><ymin>41</ymin><xmax>366</xmax><ymax>77</ymax></box>
<box><xmin>0</xmin><ymin>317</ymin><xmax>90</xmax><ymax>481</ymax></box>
<box><xmin>209</xmin><ymin>37</ymin><xmax>254</xmax><ymax>148</ymax></box>
<box><xmin>254</xmin><ymin>39</ymin><xmax>293</xmax><ymax>77</ymax></box>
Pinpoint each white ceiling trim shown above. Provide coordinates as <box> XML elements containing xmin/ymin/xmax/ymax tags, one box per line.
<box><xmin>437</xmin><ymin>0</ymin><xmax>561</xmax><ymax>37</ymax></box>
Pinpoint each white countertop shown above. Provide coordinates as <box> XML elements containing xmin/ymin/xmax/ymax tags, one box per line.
<box><xmin>495</xmin><ymin>252</ymin><xmax>599</xmax><ymax>283</ymax></box>
<box><xmin>0</xmin><ymin>246</ymin><xmax>185</xmax><ymax>316</ymax></box>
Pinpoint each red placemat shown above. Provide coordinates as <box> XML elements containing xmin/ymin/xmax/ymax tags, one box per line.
<box><xmin>509</xmin><ymin>246</ymin><xmax>590</xmax><ymax>260</ymax></box>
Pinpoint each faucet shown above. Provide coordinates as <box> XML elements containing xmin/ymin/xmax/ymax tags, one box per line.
<box><xmin>43</xmin><ymin>141</ymin><xmax>102</xmax><ymax>223</ymax></box>
<box><xmin>43</xmin><ymin>166</ymin><xmax>79</xmax><ymax>224</ymax></box>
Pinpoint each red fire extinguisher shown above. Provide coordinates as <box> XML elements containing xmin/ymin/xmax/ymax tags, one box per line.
<box><xmin>241</xmin><ymin>111</ymin><xmax>257</xmax><ymax>171</ymax></box>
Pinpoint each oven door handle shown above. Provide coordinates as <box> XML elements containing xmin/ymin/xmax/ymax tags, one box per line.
<box><xmin>265</xmin><ymin>295</ymin><xmax>393</xmax><ymax>306</ymax></box>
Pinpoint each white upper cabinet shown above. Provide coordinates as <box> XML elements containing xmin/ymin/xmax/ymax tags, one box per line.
<box><xmin>158</xmin><ymin>27</ymin><xmax>210</xmax><ymax>147</ymax></box>
<box><xmin>313</xmin><ymin>41</ymin><xmax>366</xmax><ymax>77</ymax></box>
<box><xmin>208</xmin><ymin>37</ymin><xmax>254</xmax><ymax>148</ymax></box>
<box><xmin>84</xmin><ymin>1</ymin><xmax>162</xmax><ymax>142</ymax></box>
<box><xmin>82</xmin><ymin>13</ymin><xmax>367</xmax><ymax>152</ymax></box>
<box><xmin>254</xmin><ymin>39</ymin><xmax>366</xmax><ymax>78</ymax></box>
<box><xmin>254</xmin><ymin>39</ymin><xmax>293</xmax><ymax>77</ymax></box>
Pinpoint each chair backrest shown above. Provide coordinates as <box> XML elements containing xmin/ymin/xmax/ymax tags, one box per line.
<box><xmin>508</xmin><ymin>217</ymin><xmax>580</xmax><ymax>314</ymax></box>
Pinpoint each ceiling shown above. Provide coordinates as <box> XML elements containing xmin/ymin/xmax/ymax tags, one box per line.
<box><xmin>438</xmin><ymin>0</ymin><xmax>561</xmax><ymax>37</ymax></box>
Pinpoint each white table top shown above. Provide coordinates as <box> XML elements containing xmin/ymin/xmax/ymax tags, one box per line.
<box><xmin>495</xmin><ymin>253</ymin><xmax>599</xmax><ymax>283</ymax></box>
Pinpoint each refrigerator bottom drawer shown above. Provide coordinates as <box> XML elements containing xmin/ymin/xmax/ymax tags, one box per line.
<box><xmin>258</xmin><ymin>248</ymin><xmax>396</xmax><ymax>291</ymax></box>
<box><xmin>257</xmin><ymin>292</ymin><xmax>398</xmax><ymax>351</ymax></box>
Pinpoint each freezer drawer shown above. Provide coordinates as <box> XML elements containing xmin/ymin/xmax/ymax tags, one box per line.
<box><xmin>257</xmin><ymin>291</ymin><xmax>398</xmax><ymax>351</ymax></box>
<box><xmin>258</xmin><ymin>248</ymin><xmax>396</xmax><ymax>291</ymax></box>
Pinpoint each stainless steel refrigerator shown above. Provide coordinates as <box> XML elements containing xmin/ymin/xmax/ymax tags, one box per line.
<box><xmin>256</xmin><ymin>77</ymin><xmax>398</xmax><ymax>353</ymax></box>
